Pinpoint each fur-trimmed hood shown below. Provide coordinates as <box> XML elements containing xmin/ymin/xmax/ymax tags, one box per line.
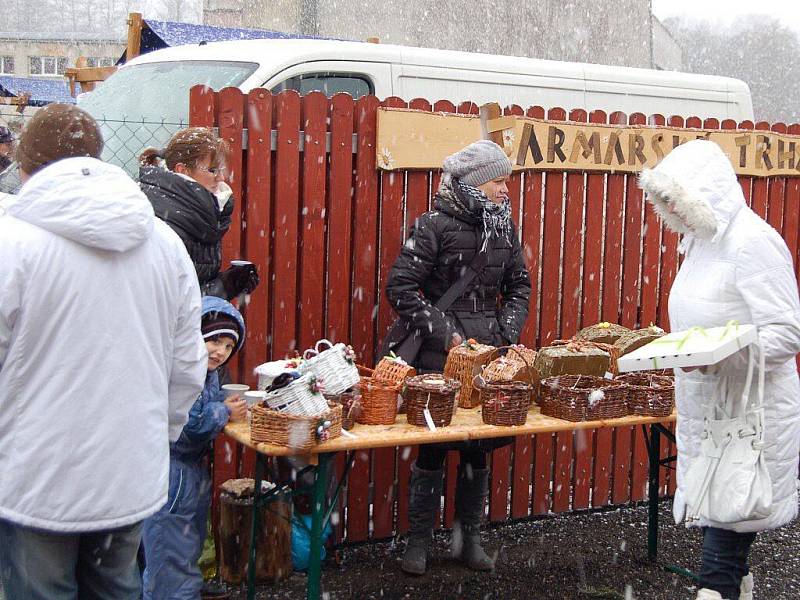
<box><xmin>639</xmin><ymin>140</ymin><xmax>744</xmax><ymax>244</ymax></box>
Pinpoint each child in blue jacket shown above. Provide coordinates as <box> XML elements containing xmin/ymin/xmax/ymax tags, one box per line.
<box><xmin>143</xmin><ymin>296</ymin><xmax>247</xmax><ymax>599</ymax></box>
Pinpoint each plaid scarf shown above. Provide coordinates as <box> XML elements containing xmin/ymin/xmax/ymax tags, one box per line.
<box><xmin>453</xmin><ymin>178</ymin><xmax>513</xmax><ymax>251</ymax></box>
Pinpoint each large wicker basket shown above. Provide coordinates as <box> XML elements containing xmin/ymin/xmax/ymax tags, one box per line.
<box><xmin>443</xmin><ymin>340</ymin><xmax>496</xmax><ymax>408</ymax></box>
<box><xmin>299</xmin><ymin>339</ymin><xmax>360</xmax><ymax>396</ymax></box>
<box><xmin>357</xmin><ymin>377</ymin><xmax>401</xmax><ymax>425</ymax></box>
<box><xmin>250</xmin><ymin>403</ymin><xmax>342</xmax><ymax>450</ymax></box>
<box><xmin>263</xmin><ymin>373</ymin><xmax>328</xmax><ymax>416</ymax></box>
<box><xmin>539</xmin><ymin>375</ymin><xmax>628</xmax><ymax>422</ymax></box>
<box><xmin>617</xmin><ymin>373</ymin><xmax>674</xmax><ymax>417</ymax></box>
<box><xmin>575</xmin><ymin>322</ymin><xmax>631</xmax><ymax>345</ymax></box>
<box><xmin>402</xmin><ymin>374</ymin><xmax>461</xmax><ymax>428</ymax></box>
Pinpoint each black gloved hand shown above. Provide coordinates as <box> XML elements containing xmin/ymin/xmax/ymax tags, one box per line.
<box><xmin>220</xmin><ymin>263</ymin><xmax>260</xmax><ymax>300</ymax></box>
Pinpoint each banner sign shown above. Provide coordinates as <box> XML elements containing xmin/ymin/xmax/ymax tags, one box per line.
<box><xmin>375</xmin><ymin>108</ymin><xmax>800</xmax><ymax>177</ymax></box>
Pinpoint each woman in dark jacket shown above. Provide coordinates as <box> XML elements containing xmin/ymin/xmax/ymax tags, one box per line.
<box><xmin>385</xmin><ymin>140</ymin><xmax>531</xmax><ymax>575</ymax></box>
<box><xmin>139</xmin><ymin>128</ymin><xmax>258</xmax><ymax>300</ymax></box>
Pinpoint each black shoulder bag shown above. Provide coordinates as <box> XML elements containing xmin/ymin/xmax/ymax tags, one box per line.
<box><xmin>378</xmin><ymin>248</ymin><xmax>490</xmax><ymax>364</ymax></box>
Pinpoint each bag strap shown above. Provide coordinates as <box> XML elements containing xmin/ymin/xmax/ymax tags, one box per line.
<box><xmin>432</xmin><ymin>246</ymin><xmax>490</xmax><ymax>313</ymax></box>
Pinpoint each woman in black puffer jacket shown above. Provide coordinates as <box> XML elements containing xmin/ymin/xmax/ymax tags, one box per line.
<box><xmin>139</xmin><ymin>128</ymin><xmax>258</xmax><ymax>300</ymax></box>
<box><xmin>385</xmin><ymin>140</ymin><xmax>531</xmax><ymax>576</ymax></box>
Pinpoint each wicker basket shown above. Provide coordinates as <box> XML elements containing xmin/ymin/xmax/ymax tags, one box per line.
<box><xmin>324</xmin><ymin>390</ymin><xmax>361</xmax><ymax>430</ymax></box>
<box><xmin>299</xmin><ymin>339</ymin><xmax>360</xmax><ymax>396</ymax></box>
<box><xmin>575</xmin><ymin>322</ymin><xmax>631</xmax><ymax>345</ymax></box>
<box><xmin>479</xmin><ymin>381</ymin><xmax>532</xmax><ymax>426</ymax></box>
<box><xmin>614</xmin><ymin>326</ymin><xmax>666</xmax><ymax>356</ymax></box>
<box><xmin>443</xmin><ymin>340</ymin><xmax>496</xmax><ymax>408</ymax></box>
<box><xmin>402</xmin><ymin>375</ymin><xmax>461</xmax><ymax>428</ymax></box>
<box><xmin>263</xmin><ymin>373</ymin><xmax>329</xmax><ymax>416</ymax></box>
<box><xmin>357</xmin><ymin>377</ymin><xmax>401</xmax><ymax>425</ymax></box>
<box><xmin>373</xmin><ymin>356</ymin><xmax>417</xmax><ymax>385</ymax></box>
<box><xmin>617</xmin><ymin>373</ymin><xmax>674</xmax><ymax>417</ymax></box>
<box><xmin>250</xmin><ymin>403</ymin><xmax>342</xmax><ymax>450</ymax></box>
<box><xmin>482</xmin><ymin>346</ymin><xmax>537</xmax><ymax>383</ymax></box>
<box><xmin>539</xmin><ymin>375</ymin><xmax>629</xmax><ymax>422</ymax></box>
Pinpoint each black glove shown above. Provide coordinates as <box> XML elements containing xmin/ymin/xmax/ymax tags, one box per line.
<box><xmin>219</xmin><ymin>263</ymin><xmax>260</xmax><ymax>300</ymax></box>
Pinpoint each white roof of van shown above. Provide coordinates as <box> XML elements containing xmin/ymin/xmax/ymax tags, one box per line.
<box><xmin>123</xmin><ymin>38</ymin><xmax>748</xmax><ymax>94</ymax></box>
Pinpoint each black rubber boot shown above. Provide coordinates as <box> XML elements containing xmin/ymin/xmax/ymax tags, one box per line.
<box><xmin>401</xmin><ymin>462</ymin><xmax>444</xmax><ymax>575</ymax></box>
<box><xmin>451</xmin><ymin>464</ymin><xmax>495</xmax><ymax>571</ymax></box>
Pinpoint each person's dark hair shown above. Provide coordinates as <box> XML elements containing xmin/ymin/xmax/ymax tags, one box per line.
<box><xmin>139</xmin><ymin>127</ymin><xmax>228</xmax><ymax>172</ymax></box>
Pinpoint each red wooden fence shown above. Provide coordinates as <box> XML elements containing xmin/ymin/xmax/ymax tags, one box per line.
<box><xmin>189</xmin><ymin>86</ymin><xmax>800</xmax><ymax>543</ymax></box>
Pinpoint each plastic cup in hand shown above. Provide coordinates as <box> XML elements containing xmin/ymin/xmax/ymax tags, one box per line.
<box><xmin>230</xmin><ymin>260</ymin><xmax>253</xmax><ymax>306</ymax></box>
<box><xmin>221</xmin><ymin>383</ymin><xmax>249</xmax><ymax>400</ymax></box>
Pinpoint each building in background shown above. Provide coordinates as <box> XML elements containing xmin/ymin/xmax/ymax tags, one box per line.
<box><xmin>0</xmin><ymin>33</ymin><xmax>123</xmax><ymax>78</ymax></box>
<box><xmin>203</xmin><ymin>0</ymin><xmax>683</xmax><ymax>71</ymax></box>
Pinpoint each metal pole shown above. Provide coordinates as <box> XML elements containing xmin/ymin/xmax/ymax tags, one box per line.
<box><xmin>307</xmin><ymin>453</ymin><xmax>331</xmax><ymax>600</ymax></box>
<box><xmin>646</xmin><ymin>424</ymin><xmax>661</xmax><ymax>561</ymax></box>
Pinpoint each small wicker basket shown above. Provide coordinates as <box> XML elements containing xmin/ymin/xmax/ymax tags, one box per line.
<box><xmin>324</xmin><ymin>390</ymin><xmax>361</xmax><ymax>430</ymax></box>
<box><xmin>263</xmin><ymin>373</ymin><xmax>329</xmax><ymax>416</ymax></box>
<box><xmin>539</xmin><ymin>375</ymin><xmax>629</xmax><ymax>422</ymax></box>
<box><xmin>250</xmin><ymin>403</ymin><xmax>342</xmax><ymax>450</ymax></box>
<box><xmin>357</xmin><ymin>377</ymin><xmax>401</xmax><ymax>425</ymax></box>
<box><xmin>617</xmin><ymin>373</ymin><xmax>674</xmax><ymax>417</ymax></box>
<box><xmin>443</xmin><ymin>340</ymin><xmax>496</xmax><ymax>408</ymax></box>
<box><xmin>299</xmin><ymin>339</ymin><xmax>360</xmax><ymax>396</ymax></box>
<box><xmin>476</xmin><ymin>346</ymin><xmax>536</xmax><ymax>426</ymax></box>
<box><xmin>482</xmin><ymin>345</ymin><xmax>539</xmax><ymax>404</ymax></box>
<box><xmin>402</xmin><ymin>375</ymin><xmax>461</xmax><ymax>428</ymax></box>
<box><xmin>373</xmin><ymin>356</ymin><xmax>417</xmax><ymax>385</ymax></box>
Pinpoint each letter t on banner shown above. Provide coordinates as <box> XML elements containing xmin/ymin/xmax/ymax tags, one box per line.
<box><xmin>480</xmin><ymin>102</ymin><xmax>516</xmax><ymax>157</ymax></box>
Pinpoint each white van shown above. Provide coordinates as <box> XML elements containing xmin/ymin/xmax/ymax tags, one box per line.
<box><xmin>78</xmin><ymin>38</ymin><xmax>754</xmax><ymax>172</ymax></box>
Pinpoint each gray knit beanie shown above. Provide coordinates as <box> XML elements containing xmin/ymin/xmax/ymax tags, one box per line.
<box><xmin>442</xmin><ymin>140</ymin><xmax>512</xmax><ymax>187</ymax></box>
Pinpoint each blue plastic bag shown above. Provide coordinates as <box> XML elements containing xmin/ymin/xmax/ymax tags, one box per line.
<box><xmin>291</xmin><ymin>514</ymin><xmax>333</xmax><ymax>571</ymax></box>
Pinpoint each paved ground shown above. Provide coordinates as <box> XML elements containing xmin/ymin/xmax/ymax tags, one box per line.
<box><xmin>228</xmin><ymin>499</ymin><xmax>800</xmax><ymax>599</ymax></box>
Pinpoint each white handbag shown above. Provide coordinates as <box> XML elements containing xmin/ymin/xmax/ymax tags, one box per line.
<box><xmin>683</xmin><ymin>340</ymin><xmax>773</xmax><ymax>524</ymax></box>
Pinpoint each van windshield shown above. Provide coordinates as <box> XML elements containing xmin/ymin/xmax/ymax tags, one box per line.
<box><xmin>79</xmin><ymin>60</ymin><xmax>257</xmax><ymax>173</ymax></box>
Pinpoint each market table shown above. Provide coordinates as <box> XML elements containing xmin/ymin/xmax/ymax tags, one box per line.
<box><xmin>225</xmin><ymin>406</ymin><xmax>677</xmax><ymax>600</ymax></box>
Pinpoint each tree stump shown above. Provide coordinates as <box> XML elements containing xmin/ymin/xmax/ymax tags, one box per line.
<box><xmin>218</xmin><ymin>481</ymin><xmax>292</xmax><ymax>584</ymax></box>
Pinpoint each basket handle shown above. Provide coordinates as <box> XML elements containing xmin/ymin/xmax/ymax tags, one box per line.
<box><xmin>315</xmin><ymin>339</ymin><xmax>334</xmax><ymax>353</ymax></box>
<box><xmin>357</xmin><ymin>364</ymin><xmax>374</xmax><ymax>376</ymax></box>
<box><xmin>483</xmin><ymin>345</ymin><xmax>537</xmax><ymax>386</ymax></box>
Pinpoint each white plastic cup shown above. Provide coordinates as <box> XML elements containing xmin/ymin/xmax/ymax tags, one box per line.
<box><xmin>221</xmin><ymin>383</ymin><xmax>249</xmax><ymax>400</ymax></box>
<box><xmin>243</xmin><ymin>390</ymin><xmax>266</xmax><ymax>408</ymax></box>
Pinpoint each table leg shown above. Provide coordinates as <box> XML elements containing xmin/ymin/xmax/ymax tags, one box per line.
<box><xmin>645</xmin><ymin>423</ymin><xmax>661</xmax><ymax>561</ymax></box>
<box><xmin>246</xmin><ymin>453</ymin><xmax>266</xmax><ymax>600</ymax></box>
<box><xmin>307</xmin><ymin>453</ymin><xmax>332</xmax><ymax>600</ymax></box>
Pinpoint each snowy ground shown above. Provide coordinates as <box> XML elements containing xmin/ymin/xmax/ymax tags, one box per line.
<box><xmin>228</xmin><ymin>499</ymin><xmax>800</xmax><ymax>600</ymax></box>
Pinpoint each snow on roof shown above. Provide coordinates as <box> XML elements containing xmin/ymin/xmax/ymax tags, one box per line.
<box><xmin>0</xmin><ymin>75</ymin><xmax>74</xmax><ymax>106</ymax></box>
<box><xmin>133</xmin><ymin>19</ymin><xmax>312</xmax><ymax>57</ymax></box>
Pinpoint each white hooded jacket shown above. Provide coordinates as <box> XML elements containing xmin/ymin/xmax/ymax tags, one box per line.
<box><xmin>0</xmin><ymin>157</ymin><xmax>207</xmax><ymax>532</ymax></box>
<box><xmin>640</xmin><ymin>140</ymin><xmax>800</xmax><ymax>533</ymax></box>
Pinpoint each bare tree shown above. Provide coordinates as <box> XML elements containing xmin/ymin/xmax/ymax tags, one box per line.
<box><xmin>664</xmin><ymin>15</ymin><xmax>800</xmax><ymax>124</ymax></box>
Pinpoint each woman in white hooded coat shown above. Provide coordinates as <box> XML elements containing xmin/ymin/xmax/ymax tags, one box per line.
<box><xmin>639</xmin><ymin>139</ymin><xmax>800</xmax><ymax>600</ymax></box>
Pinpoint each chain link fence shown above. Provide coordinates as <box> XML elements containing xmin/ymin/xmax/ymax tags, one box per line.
<box><xmin>0</xmin><ymin>107</ymin><xmax>187</xmax><ymax>190</ymax></box>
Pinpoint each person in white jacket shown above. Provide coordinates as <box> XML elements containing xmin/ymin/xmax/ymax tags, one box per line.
<box><xmin>639</xmin><ymin>139</ymin><xmax>800</xmax><ymax>600</ymax></box>
<box><xmin>0</xmin><ymin>104</ymin><xmax>207</xmax><ymax>599</ymax></box>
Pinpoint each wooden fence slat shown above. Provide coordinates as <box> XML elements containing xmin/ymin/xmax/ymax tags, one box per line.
<box><xmin>489</xmin><ymin>444</ymin><xmax>512</xmax><ymax>522</ymax></box>
<box><xmin>519</xmin><ymin>106</ymin><xmax>545</xmax><ymax>348</ymax></box>
<box><xmin>351</xmin><ymin>94</ymin><xmax>381</xmax><ymax>364</ymax></box>
<box><xmin>271</xmin><ymin>91</ymin><xmax>302</xmax><ymax>358</ymax></box>
<box><xmin>298</xmin><ymin>92</ymin><xmax>328</xmax><ymax>350</ymax></box>
<box><xmin>767</xmin><ymin>123</ymin><xmax>788</xmax><ymax>235</ymax></box>
<box><xmin>552</xmin><ymin>430</ymin><xmax>573</xmax><ymax>513</ymax></box>
<box><xmin>621</xmin><ymin>112</ymin><xmax>643</xmax><ymax>329</ymax></box>
<box><xmin>532</xmin><ymin>433</ymin><xmax>554</xmax><ymax>515</ymax></box>
<box><xmin>786</xmin><ymin>124</ymin><xmax>800</xmax><ymax>286</ymax></box>
<box><xmin>346</xmin><ymin>450</ymin><xmax>371</xmax><ymax>542</ymax></box>
<box><xmin>326</xmin><ymin>94</ymin><xmax>355</xmax><ymax>343</ymax></box>
<box><xmin>751</xmin><ymin>122</ymin><xmax>771</xmax><ymax>218</ymax></box>
<box><xmin>511</xmin><ymin>435</ymin><xmax>533</xmax><ymax>519</ymax></box>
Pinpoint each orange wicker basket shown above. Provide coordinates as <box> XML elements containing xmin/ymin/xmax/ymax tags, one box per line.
<box><xmin>443</xmin><ymin>340</ymin><xmax>496</xmax><ymax>408</ymax></box>
<box><xmin>356</xmin><ymin>377</ymin><xmax>400</xmax><ymax>425</ymax></box>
